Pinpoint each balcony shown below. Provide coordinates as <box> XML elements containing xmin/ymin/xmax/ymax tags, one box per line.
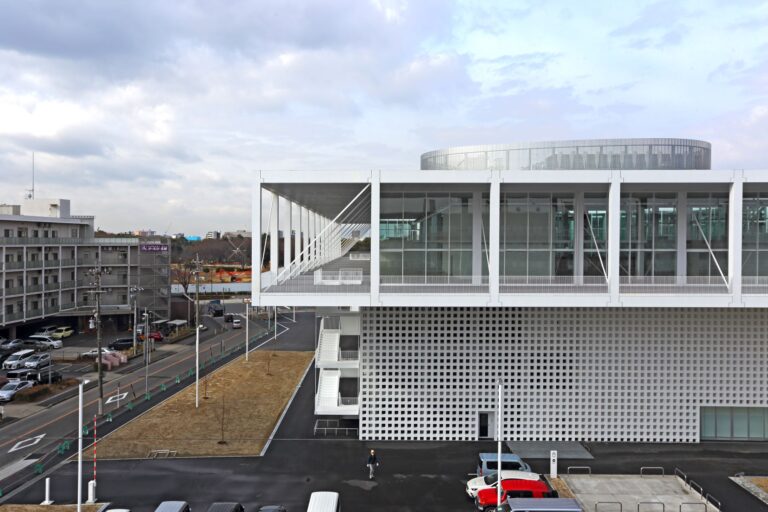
<box><xmin>316</xmin><ymin>318</ymin><xmax>359</xmax><ymax>369</ymax></box>
<box><xmin>264</xmin><ymin>257</ymin><xmax>371</xmax><ymax>295</ymax></box>
<box><xmin>0</xmin><ymin>237</ymin><xmax>139</xmax><ymax>246</ymax></box>
<box><xmin>26</xmin><ymin>260</ymin><xmax>43</xmax><ymax>269</ymax></box>
<box><xmin>500</xmin><ymin>276</ymin><xmax>609</xmax><ymax>294</ymax></box>
<box><xmin>60</xmin><ymin>280</ymin><xmax>77</xmax><ymax>289</ymax></box>
<box><xmin>2</xmin><ymin>261</ymin><xmax>25</xmax><ymax>270</ymax></box>
<box><xmin>619</xmin><ymin>276</ymin><xmax>729</xmax><ymax>294</ymax></box>
<box><xmin>26</xmin><ymin>284</ymin><xmax>43</xmax><ymax>293</ymax></box>
<box><xmin>2</xmin><ymin>286</ymin><xmax>24</xmax><ymax>296</ymax></box>
<box><xmin>4</xmin><ymin>312</ymin><xmax>24</xmax><ymax>322</ymax></box>
<box><xmin>743</xmin><ymin>277</ymin><xmax>768</xmax><ymax>295</ymax></box>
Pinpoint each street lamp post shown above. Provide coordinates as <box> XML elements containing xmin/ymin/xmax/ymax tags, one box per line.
<box><xmin>496</xmin><ymin>379</ymin><xmax>503</xmax><ymax>512</ymax></box>
<box><xmin>244</xmin><ymin>298</ymin><xmax>251</xmax><ymax>361</ymax></box>
<box><xmin>192</xmin><ymin>254</ymin><xmax>202</xmax><ymax>408</ymax></box>
<box><xmin>87</xmin><ymin>262</ymin><xmax>111</xmax><ymax>416</ymax></box>
<box><xmin>130</xmin><ymin>286</ymin><xmax>144</xmax><ymax>354</ymax></box>
<box><xmin>77</xmin><ymin>379</ymin><xmax>90</xmax><ymax>512</ymax></box>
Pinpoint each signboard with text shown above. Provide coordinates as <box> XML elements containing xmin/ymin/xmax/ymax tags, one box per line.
<box><xmin>140</xmin><ymin>244</ymin><xmax>169</xmax><ymax>253</ymax></box>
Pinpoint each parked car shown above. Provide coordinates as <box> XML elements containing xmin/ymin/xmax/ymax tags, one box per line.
<box><xmin>476</xmin><ymin>453</ymin><xmax>532</xmax><ymax>476</ymax></box>
<box><xmin>206</xmin><ymin>503</ymin><xmax>244</xmax><ymax>512</ymax></box>
<box><xmin>224</xmin><ymin>313</ymin><xmax>234</xmax><ymax>323</ymax></box>
<box><xmin>82</xmin><ymin>348</ymin><xmax>116</xmax><ymax>359</ymax></box>
<box><xmin>6</xmin><ymin>368</ymin><xmax>32</xmax><ymax>382</ymax></box>
<box><xmin>109</xmin><ymin>338</ymin><xmax>141</xmax><ymax>351</ymax></box>
<box><xmin>140</xmin><ymin>331</ymin><xmax>164</xmax><ymax>342</ymax></box>
<box><xmin>507</xmin><ymin>498</ymin><xmax>583</xmax><ymax>511</ymax></box>
<box><xmin>475</xmin><ymin>479</ymin><xmax>555</xmax><ymax>511</ymax></box>
<box><xmin>154</xmin><ymin>502</ymin><xmax>191</xmax><ymax>512</ymax></box>
<box><xmin>24</xmin><ymin>353</ymin><xmax>52</xmax><ymax>369</ymax></box>
<box><xmin>257</xmin><ymin>507</ymin><xmax>287</xmax><ymax>512</ymax></box>
<box><xmin>51</xmin><ymin>326</ymin><xmax>74</xmax><ymax>339</ymax></box>
<box><xmin>28</xmin><ymin>369</ymin><xmax>63</xmax><ymax>385</ymax></box>
<box><xmin>466</xmin><ymin>470</ymin><xmax>541</xmax><ymax>498</ymax></box>
<box><xmin>232</xmin><ymin>319</ymin><xmax>242</xmax><ymax>329</ymax></box>
<box><xmin>198</xmin><ymin>324</ymin><xmax>209</xmax><ymax>332</ymax></box>
<box><xmin>29</xmin><ymin>335</ymin><xmax>63</xmax><ymax>349</ymax></box>
<box><xmin>307</xmin><ymin>492</ymin><xmax>340</xmax><ymax>512</ymax></box>
<box><xmin>33</xmin><ymin>325</ymin><xmax>59</xmax><ymax>337</ymax></box>
<box><xmin>0</xmin><ymin>339</ymin><xmax>24</xmax><ymax>352</ymax></box>
<box><xmin>2</xmin><ymin>349</ymin><xmax>36</xmax><ymax>370</ymax></box>
<box><xmin>0</xmin><ymin>380</ymin><xmax>33</xmax><ymax>402</ymax></box>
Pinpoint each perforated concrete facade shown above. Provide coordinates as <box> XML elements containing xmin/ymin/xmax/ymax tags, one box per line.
<box><xmin>359</xmin><ymin>307</ymin><xmax>768</xmax><ymax>442</ymax></box>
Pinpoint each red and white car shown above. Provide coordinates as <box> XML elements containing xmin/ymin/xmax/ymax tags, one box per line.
<box><xmin>466</xmin><ymin>470</ymin><xmax>541</xmax><ymax>498</ymax></box>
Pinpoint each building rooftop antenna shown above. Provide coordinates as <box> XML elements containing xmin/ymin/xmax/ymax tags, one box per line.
<box><xmin>24</xmin><ymin>152</ymin><xmax>35</xmax><ymax>200</ymax></box>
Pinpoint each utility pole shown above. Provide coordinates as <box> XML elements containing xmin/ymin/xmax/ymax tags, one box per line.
<box><xmin>244</xmin><ymin>298</ymin><xmax>251</xmax><ymax>361</ymax></box>
<box><xmin>130</xmin><ymin>286</ymin><xmax>143</xmax><ymax>353</ymax></box>
<box><xmin>87</xmin><ymin>262</ymin><xmax>111</xmax><ymax>416</ymax></box>
<box><xmin>144</xmin><ymin>307</ymin><xmax>150</xmax><ymax>396</ymax></box>
<box><xmin>192</xmin><ymin>254</ymin><xmax>202</xmax><ymax>408</ymax></box>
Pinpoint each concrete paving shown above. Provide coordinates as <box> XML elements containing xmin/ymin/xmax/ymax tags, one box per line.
<box><xmin>507</xmin><ymin>441</ymin><xmax>594</xmax><ymax>460</ymax></box>
<box><xmin>564</xmin><ymin>474</ymin><xmax>713</xmax><ymax>511</ymax></box>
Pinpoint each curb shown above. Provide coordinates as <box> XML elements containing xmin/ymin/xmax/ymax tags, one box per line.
<box><xmin>730</xmin><ymin>476</ymin><xmax>768</xmax><ymax>506</ymax></box>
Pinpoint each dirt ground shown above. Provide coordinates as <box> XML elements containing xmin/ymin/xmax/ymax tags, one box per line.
<box><xmin>0</xmin><ymin>506</ymin><xmax>102</xmax><ymax>512</ymax></box>
<box><xmin>95</xmin><ymin>350</ymin><xmax>313</xmax><ymax>458</ymax></box>
<box><xmin>549</xmin><ymin>476</ymin><xmax>575</xmax><ymax>498</ymax></box>
<box><xmin>751</xmin><ymin>476</ymin><xmax>768</xmax><ymax>493</ymax></box>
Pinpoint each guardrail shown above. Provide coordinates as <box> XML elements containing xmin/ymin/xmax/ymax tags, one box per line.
<box><xmin>595</xmin><ymin>502</ymin><xmax>622</xmax><ymax>511</ymax></box>
<box><xmin>619</xmin><ymin>276</ymin><xmax>728</xmax><ymax>294</ymax></box>
<box><xmin>678</xmin><ymin>504</ymin><xmax>706</xmax><ymax>511</ymax></box>
<box><xmin>637</xmin><ymin>503</ymin><xmax>664</xmax><ymax>511</ymax></box>
<box><xmin>313</xmin><ymin>419</ymin><xmax>358</xmax><ymax>437</ymax></box>
<box><xmin>640</xmin><ymin>466</ymin><xmax>665</xmax><ymax>477</ymax></box>
<box><xmin>567</xmin><ymin>466</ymin><xmax>592</xmax><ymax>475</ymax></box>
<box><xmin>673</xmin><ymin>469</ymin><xmax>721</xmax><ymax>512</ymax></box>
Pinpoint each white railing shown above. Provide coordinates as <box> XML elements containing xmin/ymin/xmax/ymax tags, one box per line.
<box><xmin>338</xmin><ymin>394</ymin><xmax>359</xmax><ymax>406</ymax></box>
<box><xmin>313</xmin><ymin>268</ymin><xmax>364</xmax><ymax>285</ymax></box>
<box><xmin>339</xmin><ymin>349</ymin><xmax>359</xmax><ymax>361</ymax></box>
<box><xmin>381</xmin><ymin>275</ymin><xmax>489</xmax><ymax>294</ymax></box>
<box><xmin>349</xmin><ymin>252</ymin><xmax>371</xmax><ymax>261</ymax></box>
<box><xmin>501</xmin><ymin>275</ymin><xmax>609</xmax><ymax>294</ymax></box>
<box><xmin>264</xmin><ymin>274</ymin><xmax>370</xmax><ymax>294</ymax></box>
<box><xmin>743</xmin><ymin>276</ymin><xmax>768</xmax><ymax>294</ymax></box>
<box><xmin>620</xmin><ymin>276</ymin><xmax>729</xmax><ymax>294</ymax></box>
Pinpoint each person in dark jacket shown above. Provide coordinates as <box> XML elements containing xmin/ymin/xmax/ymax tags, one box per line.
<box><xmin>366</xmin><ymin>449</ymin><xmax>380</xmax><ymax>479</ymax></box>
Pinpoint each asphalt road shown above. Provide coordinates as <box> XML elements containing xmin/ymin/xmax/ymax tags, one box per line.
<box><xmin>0</xmin><ymin>308</ymin><xmax>304</xmax><ymax>475</ymax></box>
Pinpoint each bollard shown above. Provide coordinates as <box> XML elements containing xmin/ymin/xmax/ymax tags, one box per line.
<box><xmin>34</xmin><ymin>463</ymin><xmax>44</xmax><ymax>475</ymax></box>
<box><xmin>175</xmin><ymin>376</ymin><xmax>181</xmax><ymax>384</ymax></box>
<box><xmin>106</xmin><ymin>413</ymin><xmax>113</xmax><ymax>423</ymax></box>
<box><xmin>161</xmin><ymin>383</ymin><xmax>167</xmax><ymax>392</ymax></box>
<box><xmin>86</xmin><ymin>480</ymin><xmax>97</xmax><ymax>504</ymax></box>
<box><xmin>41</xmin><ymin>477</ymin><xmax>54</xmax><ymax>505</ymax></box>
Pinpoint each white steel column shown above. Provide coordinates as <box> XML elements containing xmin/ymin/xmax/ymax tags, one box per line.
<box><xmin>472</xmin><ymin>191</ymin><xmax>483</xmax><ymax>285</ymax></box>
<box><xmin>308</xmin><ymin>211</ymin><xmax>316</xmax><ymax>267</ymax></box>
<box><xmin>252</xmin><ymin>178</ymin><xmax>261</xmax><ymax>303</ymax></box>
<box><xmin>299</xmin><ymin>206</ymin><xmax>306</xmax><ymax>267</ymax></box>
<box><xmin>371</xmin><ymin>174</ymin><xmax>380</xmax><ymax>304</ymax></box>
<box><xmin>729</xmin><ymin>175</ymin><xmax>744</xmax><ymax>303</ymax></box>
<box><xmin>489</xmin><ymin>173</ymin><xmax>500</xmax><ymax>303</ymax></box>
<box><xmin>284</xmin><ymin>201</ymin><xmax>293</xmax><ymax>278</ymax></box>
<box><xmin>269</xmin><ymin>191</ymin><xmax>279</xmax><ymax>282</ymax></box>
<box><xmin>574</xmin><ymin>191</ymin><xmax>585</xmax><ymax>284</ymax></box>
<box><xmin>676</xmin><ymin>191</ymin><xmax>688</xmax><ymax>284</ymax></box>
<box><xmin>607</xmin><ymin>174</ymin><xmax>621</xmax><ymax>303</ymax></box>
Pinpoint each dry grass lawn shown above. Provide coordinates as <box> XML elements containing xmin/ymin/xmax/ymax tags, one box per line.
<box><xmin>751</xmin><ymin>477</ymin><xmax>768</xmax><ymax>494</ymax></box>
<box><xmin>0</xmin><ymin>506</ymin><xmax>102</xmax><ymax>512</ymax></box>
<box><xmin>95</xmin><ymin>350</ymin><xmax>312</xmax><ymax>458</ymax></box>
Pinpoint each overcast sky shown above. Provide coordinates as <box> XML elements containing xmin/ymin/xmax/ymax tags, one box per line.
<box><xmin>1</xmin><ymin>0</ymin><xmax>768</xmax><ymax>235</ymax></box>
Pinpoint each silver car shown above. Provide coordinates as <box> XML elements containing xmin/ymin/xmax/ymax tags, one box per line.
<box><xmin>24</xmin><ymin>353</ymin><xmax>51</xmax><ymax>369</ymax></box>
<box><xmin>0</xmin><ymin>381</ymin><xmax>33</xmax><ymax>402</ymax></box>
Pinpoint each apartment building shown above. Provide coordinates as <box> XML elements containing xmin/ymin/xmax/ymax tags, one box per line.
<box><xmin>0</xmin><ymin>198</ymin><xmax>170</xmax><ymax>338</ymax></box>
<box><xmin>252</xmin><ymin>139</ymin><xmax>768</xmax><ymax>444</ymax></box>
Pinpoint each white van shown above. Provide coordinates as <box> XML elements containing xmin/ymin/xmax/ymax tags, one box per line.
<box><xmin>34</xmin><ymin>325</ymin><xmax>59</xmax><ymax>337</ymax></box>
<box><xmin>307</xmin><ymin>492</ymin><xmax>339</xmax><ymax>512</ymax></box>
<box><xmin>3</xmin><ymin>349</ymin><xmax>36</xmax><ymax>370</ymax></box>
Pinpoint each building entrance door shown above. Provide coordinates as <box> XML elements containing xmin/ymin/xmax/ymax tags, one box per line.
<box><xmin>478</xmin><ymin>412</ymin><xmax>495</xmax><ymax>439</ymax></box>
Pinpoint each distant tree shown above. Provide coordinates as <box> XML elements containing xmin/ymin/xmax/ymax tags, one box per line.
<box><xmin>172</xmin><ymin>262</ymin><xmax>194</xmax><ymax>294</ymax></box>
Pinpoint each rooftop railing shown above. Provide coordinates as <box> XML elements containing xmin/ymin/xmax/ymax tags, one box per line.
<box><xmin>741</xmin><ymin>276</ymin><xmax>768</xmax><ymax>294</ymax></box>
<box><xmin>264</xmin><ymin>274</ymin><xmax>371</xmax><ymax>294</ymax></box>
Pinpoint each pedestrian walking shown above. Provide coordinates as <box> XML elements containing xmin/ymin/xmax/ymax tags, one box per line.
<box><xmin>366</xmin><ymin>449</ymin><xmax>380</xmax><ymax>479</ymax></box>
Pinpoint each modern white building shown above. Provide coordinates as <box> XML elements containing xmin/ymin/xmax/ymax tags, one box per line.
<box><xmin>0</xmin><ymin>198</ymin><xmax>171</xmax><ymax>338</ymax></box>
<box><xmin>252</xmin><ymin>139</ymin><xmax>768</xmax><ymax>443</ymax></box>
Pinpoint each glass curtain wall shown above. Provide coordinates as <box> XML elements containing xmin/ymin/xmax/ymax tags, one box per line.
<box><xmin>742</xmin><ymin>193</ymin><xmax>768</xmax><ymax>281</ymax></box>
<box><xmin>584</xmin><ymin>194</ymin><xmax>608</xmax><ymax>276</ymax></box>
<box><xmin>380</xmin><ymin>191</ymin><xmax>473</xmax><ymax>283</ymax></box>
<box><xmin>620</xmin><ymin>193</ymin><xmax>677</xmax><ymax>279</ymax></box>
<box><xmin>687</xmin><ymin>193</ymin><xmax>728</xmax><ymax>281</ymax></box>
<box><xmin>500</xmin><ymin>193</ymin><xmax>575</xmax><ymax>280</ymax></box>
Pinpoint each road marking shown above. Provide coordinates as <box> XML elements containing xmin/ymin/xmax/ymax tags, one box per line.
<box><xmin>9</xmin><ymin>434</ymin><xmax>46</xmax><ymax>453</ymax></box>
<box><xmin>105</xmin><ymin>393</ymin><xmax>128</xmax><ymax>404</ymax></box>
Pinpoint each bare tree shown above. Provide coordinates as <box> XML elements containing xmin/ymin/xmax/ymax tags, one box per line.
<box><xmin>172</xmin><ymin>263</ymin><xmax>194</xmax><ymax>294</ymax></box>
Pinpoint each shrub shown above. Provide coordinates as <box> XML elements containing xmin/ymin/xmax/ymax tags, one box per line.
<box><xmin>15</xmin><ymin>385</ymin><xmax>52</xmax><ymax>402</ymax></box>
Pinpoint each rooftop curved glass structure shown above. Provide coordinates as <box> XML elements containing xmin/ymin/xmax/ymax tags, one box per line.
<box><xmin>420</xmin><ymin>138</ymin><xmax>711</xmax><ymax>171</ymax></box>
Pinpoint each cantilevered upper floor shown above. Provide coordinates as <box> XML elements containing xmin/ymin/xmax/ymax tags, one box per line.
<box><xmin>252</xmin><ymin>162</ymin><xmax>768</xmax><ymax>309</ymax></box>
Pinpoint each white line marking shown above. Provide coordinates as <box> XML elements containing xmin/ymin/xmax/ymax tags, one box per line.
<box><xmin>105</xmin><ymin>392</ymin><xmax>128</xmax><ymax>404</ymax></box>
<box><xmin>9</xmin><ymin>434</ymin><xmax>46</xmax><ymax>453</ymax></box>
